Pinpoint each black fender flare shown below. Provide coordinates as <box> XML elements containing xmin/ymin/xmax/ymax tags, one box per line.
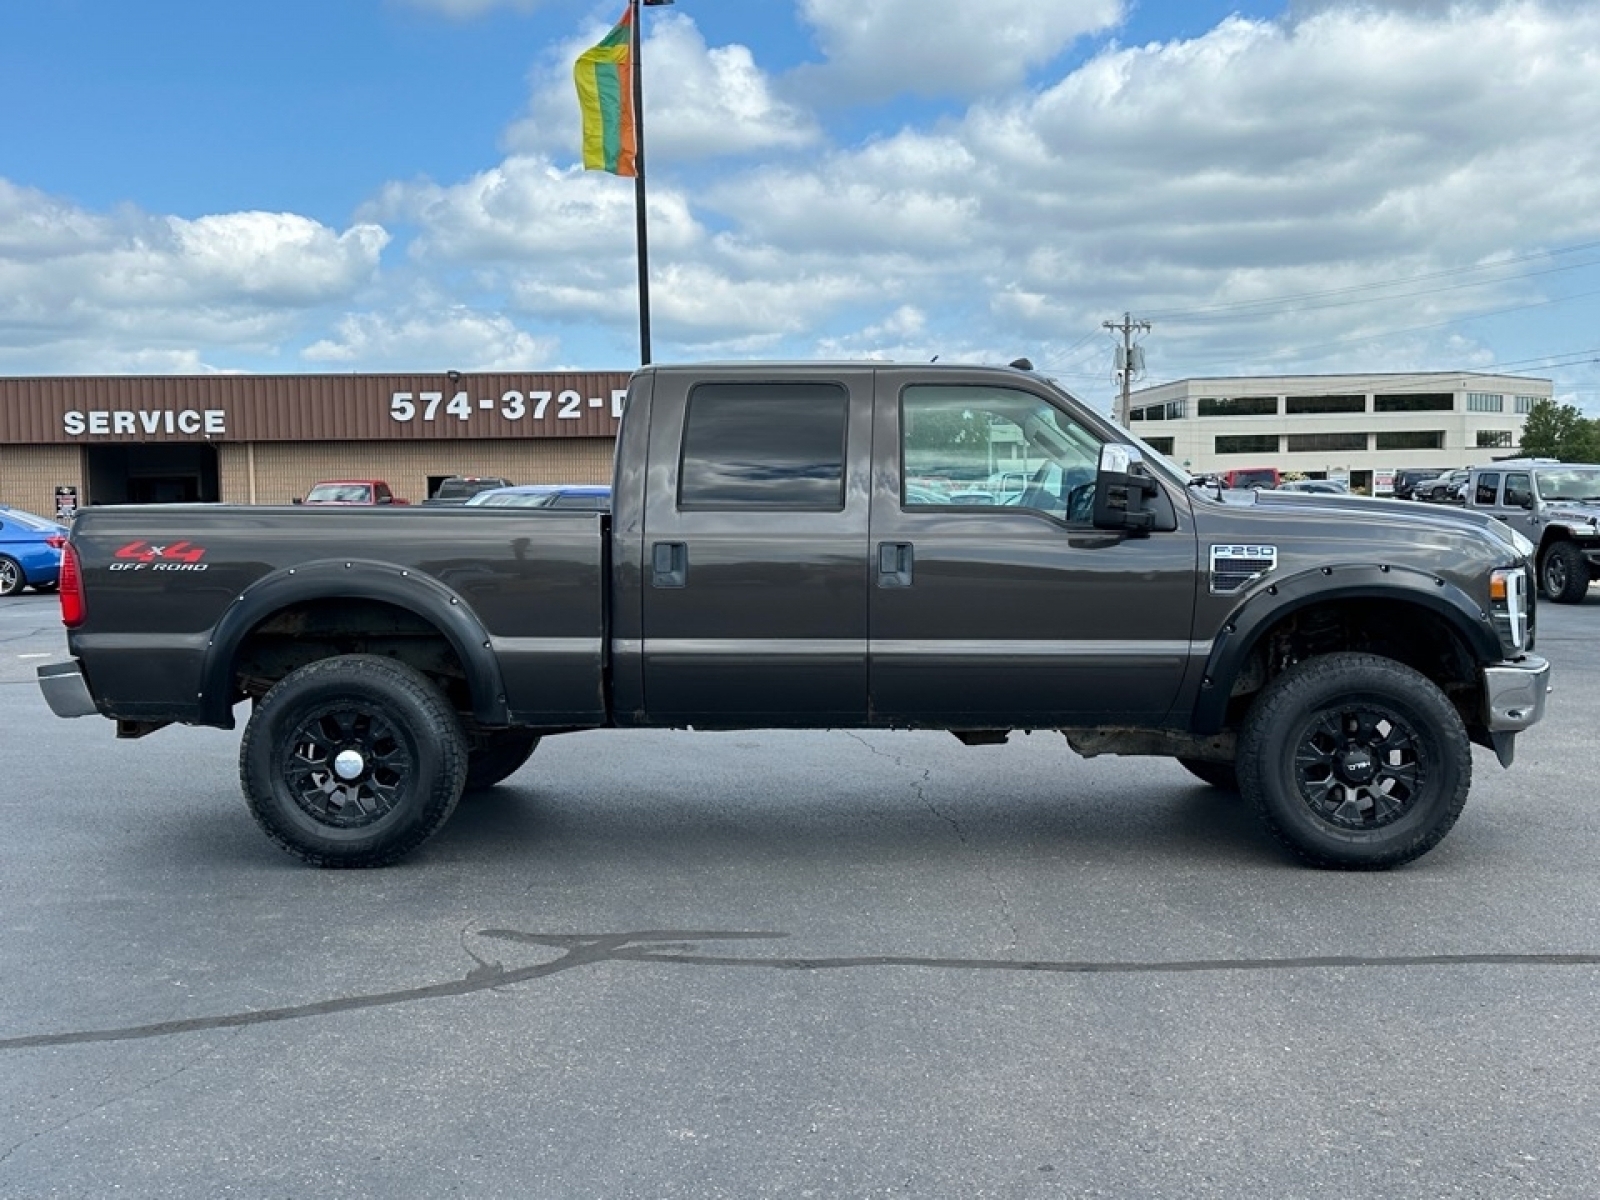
<box><xmin>198</xmin><ymin>559</ymin><xmax>509</xmax><ymax>727</ymax></box>
<box><xmin>1191</xmin><ymin>563</ymin><xmax>1500</xmax><ymax>735</ymax></box>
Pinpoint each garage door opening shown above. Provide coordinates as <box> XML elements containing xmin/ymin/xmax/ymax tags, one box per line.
<box><xmin>83</xmin><ymin>443</ymin><xmax>220</xmax><ymax>504</ymax></box>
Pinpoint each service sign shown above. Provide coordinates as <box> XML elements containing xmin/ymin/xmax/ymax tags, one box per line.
<box><xmin>0</xmin><ymin>372</ymin><xmax>632</xmax><ymax>445</ymax></box>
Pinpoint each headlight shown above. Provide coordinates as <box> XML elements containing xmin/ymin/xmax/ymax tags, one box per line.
<box><xmin>1489</xmin><ymin>566</ymin><xmax>1529</xmax><ymax>654</ymax></box>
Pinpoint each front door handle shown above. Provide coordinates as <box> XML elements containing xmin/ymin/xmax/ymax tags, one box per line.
<box><xmin>877</xmin><ymin>541</ymin><xmax>913</xmax><ymax>587</ymax></box>
<box><xmin>652</xmin><ymin>541</ymin><xmax>687</xmax><ymax>588</ymax></box>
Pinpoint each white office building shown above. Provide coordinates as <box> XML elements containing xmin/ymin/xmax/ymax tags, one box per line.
<box><xmin>1125</xmin><ymin>371</ymin><xmax>1551</xmax><ymax>494</ymax></box>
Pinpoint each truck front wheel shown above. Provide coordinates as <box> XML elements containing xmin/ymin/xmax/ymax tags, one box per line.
<box><xmin>239</xmin><ymin>655</ymin><xmax>468</xmax><ymax>867</ymax></box>
<box><xmin>1539</xmin><ymin>541</ymin><xmax>1589</xmax><ymax>604</ymax></box>
<box><xmin>1236</xmin><ymin>653</ymin><xmax>1470</xmax><ymax>869</ymax></box>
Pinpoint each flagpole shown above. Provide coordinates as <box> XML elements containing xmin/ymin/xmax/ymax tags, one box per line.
<box><xmin>630</xmin><ymin>0</ymin><xmax>652</xmax><ymax>365</ymax></box>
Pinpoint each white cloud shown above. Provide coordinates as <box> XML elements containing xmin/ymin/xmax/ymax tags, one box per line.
<box><xmin>0</xmin><ymin>180</ymin><xmax>389</xmax><ymax>369</ymax></box>
<box><xmin>303</xmin><ymin>307</ymin><xmax>556</xmax><ymax>370</ymax></box>
<box><xmin>791</xmin><ymin>0</ymin><xmax>1124</xmax><ymax>102</ymax></box>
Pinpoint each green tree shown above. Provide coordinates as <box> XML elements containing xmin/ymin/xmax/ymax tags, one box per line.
<box><xmin>1519</xmin><ymin>399</ymin><xmax>1600</xmax><ymax>461</ymax></box>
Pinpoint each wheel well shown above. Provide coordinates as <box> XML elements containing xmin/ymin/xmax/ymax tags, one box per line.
<box><xmin>231</xmin><ymin>598</ymin><xmax>470</xmax><ymax>711</ymax></box>
<box><xmin>1217</xmin><ymin>598</ymin><xmax>1479</xmax><ymax>731</ymax></box>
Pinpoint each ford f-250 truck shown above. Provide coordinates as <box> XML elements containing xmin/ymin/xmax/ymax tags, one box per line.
<box><xmin>37</xmin><ymin>360</ymin><xmax>1551</xmax><ymax>870</ymax></box>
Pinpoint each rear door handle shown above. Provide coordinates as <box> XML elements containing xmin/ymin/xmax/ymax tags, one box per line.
<box><xmin>877</xmin><ymin>541</ymin><xmax>913</xmax><ymax>587</ymax></box>
<box><xmin>652</xmin><ymin>541</ymin><xmax>688</xmax><ymax>588</ymax></box>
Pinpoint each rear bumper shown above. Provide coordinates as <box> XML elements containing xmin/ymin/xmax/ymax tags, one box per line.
<box><xmin>36</xmin><ymin>660</ymin><xmax>98</xmax><ymax>718</ymax></box>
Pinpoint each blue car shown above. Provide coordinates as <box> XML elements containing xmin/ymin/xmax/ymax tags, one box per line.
<box><xmin>0</xmin><ymin>505</ymin><xmax>67</xmax><ymax>596</ymax></box>
<box><xmin>465</xmin><ymin>484</ymin><xmax>611</xmax><ymax>511</ymax></box>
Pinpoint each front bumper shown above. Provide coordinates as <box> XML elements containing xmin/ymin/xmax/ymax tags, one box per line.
<box><xmin>36</xmin><ymin>660</ymin><xmax>98</xmax><ymax>718</ymax></box>
<box><xmin>1481</xmin><ymin>654</ymin><xmax>1551</xmax><ymax>767</ymax></box>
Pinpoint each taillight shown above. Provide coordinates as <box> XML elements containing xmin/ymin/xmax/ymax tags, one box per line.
<box><xmin>59</xmin><ymin>543</ymin><xmax>85</xmax><ymax>628</ymax></box>
<box><xmin>46</xmin><ymin>534</ymin><xmax>66</xmax><ymax>550</ymax></box>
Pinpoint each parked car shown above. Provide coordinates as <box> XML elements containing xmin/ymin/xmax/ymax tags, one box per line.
<box><xmin>423</xmin><ymin>475</ymin><xmax>512</xmax><ymax>505</ymax></box>
<box><xmin>1463</xmin><ymin>458</ymin><xmax>1600</xmax><ymax>602</ymax></box>
<box><xmin>1218</xmin><ymin>467</ymin><xmax>1281</xmax><ymax>489</ymax></box>
<box><xmin>1391</xmin><ymin>468</ymin><xmax>1445</xmax><ymax>500</ymax></box>
<box><xmin>296</xmin><ymin>480</ymin><xmax>408</xmax><ymax>506</ymax></box>
<box><xmin>1274</xmin><ymin>480</ymin><xmax>1350</xmax><ymax>494</ymax></box>
<box><xmin>0</xmin><ymin>505</ymin><xmax>67</xmax><ymax>596</ymax></box>
<box><xmin>465</xmin><ymin>484</ymin><xmax>611</xmax><ymax>511</ymax></box>
<box><xmin>1417</xmin><ymin>469</ymin><xmax>1471</xmax><ymax>504</ymax></box>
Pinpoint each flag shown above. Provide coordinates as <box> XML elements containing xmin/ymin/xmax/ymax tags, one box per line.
<box><xmin>574</xmin><ymin>7</ymin><xmax>637</xmax><ymax>177</ymax></box>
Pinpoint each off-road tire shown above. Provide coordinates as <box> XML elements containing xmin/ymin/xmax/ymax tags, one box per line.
<box><xmin>240</xmin><ymin>655</ymin><xmax>468</xmax><ymax>867</ymax></box>
<box><xmin>1237</xmin><ymin>652</ymin><xmax>1470</xmax><ymax>870</ymax></box>
<box><xmin>1540</xmin><ymin>541</ymin><xmax>1589</xmax><ymax>604</ymax></box>
<box><xmin>1177</xmin><ymin>757</ymin><xmax>1240</xmax><ymax>792</ymax></box>
<box><xmin>464</xmin><ymin>728</ymin><xmax>541</xmax><ymax>791</ymax></box>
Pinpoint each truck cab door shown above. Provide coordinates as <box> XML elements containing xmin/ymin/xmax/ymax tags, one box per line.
<box><xmin>635</xmin><ymin>369</ymin><xmax>873</xmax><ymax>726</ymax></box>
<box><xmin>866</xmin><ymin>370</ymin><xmax>1200</xmax><ymax>728</ymax></box>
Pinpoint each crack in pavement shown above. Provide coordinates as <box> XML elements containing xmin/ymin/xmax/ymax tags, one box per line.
<box><xmin>3</xmin><ymin>929</ymin><xmax>1598</xmax><ymax>1052</ymax></box>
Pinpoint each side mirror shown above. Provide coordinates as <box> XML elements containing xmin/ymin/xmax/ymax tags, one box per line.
<box><xmin>1092</xmin><ymin>444</ymin><xmax>1159</xmax><ymax>533</ymax></box>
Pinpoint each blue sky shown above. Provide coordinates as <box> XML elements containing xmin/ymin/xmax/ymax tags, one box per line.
<box><xmin>2</xmin><ymin>0</ymin><xmax>1598</xmax><ymax>416</ymax></box>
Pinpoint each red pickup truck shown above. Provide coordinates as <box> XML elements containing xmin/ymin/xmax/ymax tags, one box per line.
<box><xmin>295</xmin><ymin>480</ymin><xmax>409</xmax><ymax>506</ymax></box>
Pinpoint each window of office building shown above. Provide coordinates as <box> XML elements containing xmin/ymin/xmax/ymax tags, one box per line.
<box><xmin>1215</xmin><ymin>434</ymin><xmax>1280</xmax><ymax>454</ymax></box>
<box><xmin>1288</xmin><ymin>432</ymin><xmax>1368</xmax><ymax>452</ymax></box>
<box><xmin>1476</xmin><ymin>430</ymin><xmax>1516</xmax><ymax>449</ymax></box>
<box><xmin>1131</xmin><ymin>400</ymin><xmax>1185</xmax><ymax>422</ymax></box>
<box><xmin>1286</xmin><ymin>394</ymin><xmax>1365</xmax><ymax>415</ymax></box>
<box><xmin>1515</xmin><ymin>395</ymin><xmax>1539</xmax><ymax>414</ymax></box>
<box><xmin>1466</xmin><ymin>392</ymin><xmax>1504</xmax><ymax>412</ymax></box>
<box><xmin>1142</xmin><ymin>436</ymin><xmax>1175</xmax><ymax>454</ymax></box>
<box><xmin>1374</xmin><ymin>392</ymin><xmax>1454</xmax><ymax>413</ymax></box>
<box><xmin>1198</xmin><ymin>396</ymin><xmax>1278</xmax><ymax>417</ymax></box>
<box><xmin>1374</xmin><ymin>431</ymin><xmax>1445</xmax><ymax>451</ymax></box>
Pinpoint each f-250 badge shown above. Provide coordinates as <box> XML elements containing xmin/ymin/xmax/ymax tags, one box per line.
<box><xmin>110</xmin><ymin>540</ymin><xmax>210</xmax><ymax>572</ymax></box>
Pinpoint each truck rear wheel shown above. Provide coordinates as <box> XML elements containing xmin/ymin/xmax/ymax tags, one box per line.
<box><xmin>464</xmin><ymin>728</ymin><xmax>541</xmax><ymax>790</ymax></box>
<box><xmin>1540</xmin><ymin>541</ymin><xmax>1589</xmax><ymax>604</ymax></box>
<box><xmin>240</xmin><ymin>655</ymin><xmax>468</xmax><ymax>867</ymax></box>
<box><xmin>1236</xmin><ymin>653</ymin><xmax>1470</xmax><ymax>870</ymax></box>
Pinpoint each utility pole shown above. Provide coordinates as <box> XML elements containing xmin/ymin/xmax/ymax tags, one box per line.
<box><xmin>1103</xmin><ymin>312</ymin><xmax>1151</xmax><ymax>426</ymax></box>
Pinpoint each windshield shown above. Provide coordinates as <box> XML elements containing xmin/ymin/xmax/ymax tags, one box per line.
<box><xmin>305</xmin><ymin>483</ymin><xmax>372</xmax><ymax>503</ymax></box>
<box><xmin>1535</xmin><ymin>466</ymin><xmax>1600</xmax><ymax>502</ymax></box>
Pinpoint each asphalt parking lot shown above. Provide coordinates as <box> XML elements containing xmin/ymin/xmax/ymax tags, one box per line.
<box><xmin>3</xmin><ymin>588</ymin><xmax>1599</xmax><ymax>1198</ymax></box>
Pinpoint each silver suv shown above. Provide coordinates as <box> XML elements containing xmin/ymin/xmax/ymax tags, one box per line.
<box><xmin>1466</xmin><ymin>458</ymin><xmax>1600</xmax><ymax>603</ymax></box>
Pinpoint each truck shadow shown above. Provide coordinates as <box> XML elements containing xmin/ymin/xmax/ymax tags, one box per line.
<box><xmin>435</xmin><ymin>776</ymin><xmax>1285</xmax><ymax>871</ymax></box>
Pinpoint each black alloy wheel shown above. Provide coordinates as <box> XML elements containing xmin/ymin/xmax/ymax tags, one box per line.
<box><xmin>240</xmin><ymin>655</ymin><xmax>468</xmax><ymax>867</ymax></box>
<box><xmin>1540</xmin><ymin>541</ymin><xmax>1589</xmax><ymax>604</ymax></box>
<box><xmin>1237</xmin><ymin>652</ymin><xmax>1470</xmax><ymax>869</ymax></box>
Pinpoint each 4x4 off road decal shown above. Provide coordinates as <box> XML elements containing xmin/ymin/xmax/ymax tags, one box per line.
<box><xmin>1209</xmin><ymin>543</ymin><xmax>1277</xmax><ymax>595</ymax></box>
<box><xmin>109</xmin><ymin>540</ymin><xmax>210</xmax><ymax>572</ymax></box>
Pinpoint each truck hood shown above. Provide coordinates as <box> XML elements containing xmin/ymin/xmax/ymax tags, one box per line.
<box><xmin>1215</xmin><ymin>487</ymin><xmax>1532</xmax><ymax>560</ymax></box>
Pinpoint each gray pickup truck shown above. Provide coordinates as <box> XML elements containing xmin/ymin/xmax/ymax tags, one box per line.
<box><xmin>1462</xmin><ymin>458</ymin><xmax>1600</xmax><ymax>604</ymax></box>
<box><xmin>38</xmin><ymin>361</ymin><xmax>1551</xmax><ymax>870</ymax></box>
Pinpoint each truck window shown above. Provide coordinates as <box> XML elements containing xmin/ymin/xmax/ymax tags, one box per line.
<box><xmin>901</xmin><ymin>385</ymin><xmax>1100</xmax><ymax>521</ymax></box>
<box><xmin>678</xmin><ymin>382</ymin><xmax>848</xmax><ymax>510</ymax></box>
<box><xmin>1473</xmin><ymin>472</ymin><xmax>1500</xmax><ymax>506</ymax></box>
<box><xmin>1503</xmin><ymin>473</ymin><xmax>1532</xmax><ymax>508</ymax></box>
